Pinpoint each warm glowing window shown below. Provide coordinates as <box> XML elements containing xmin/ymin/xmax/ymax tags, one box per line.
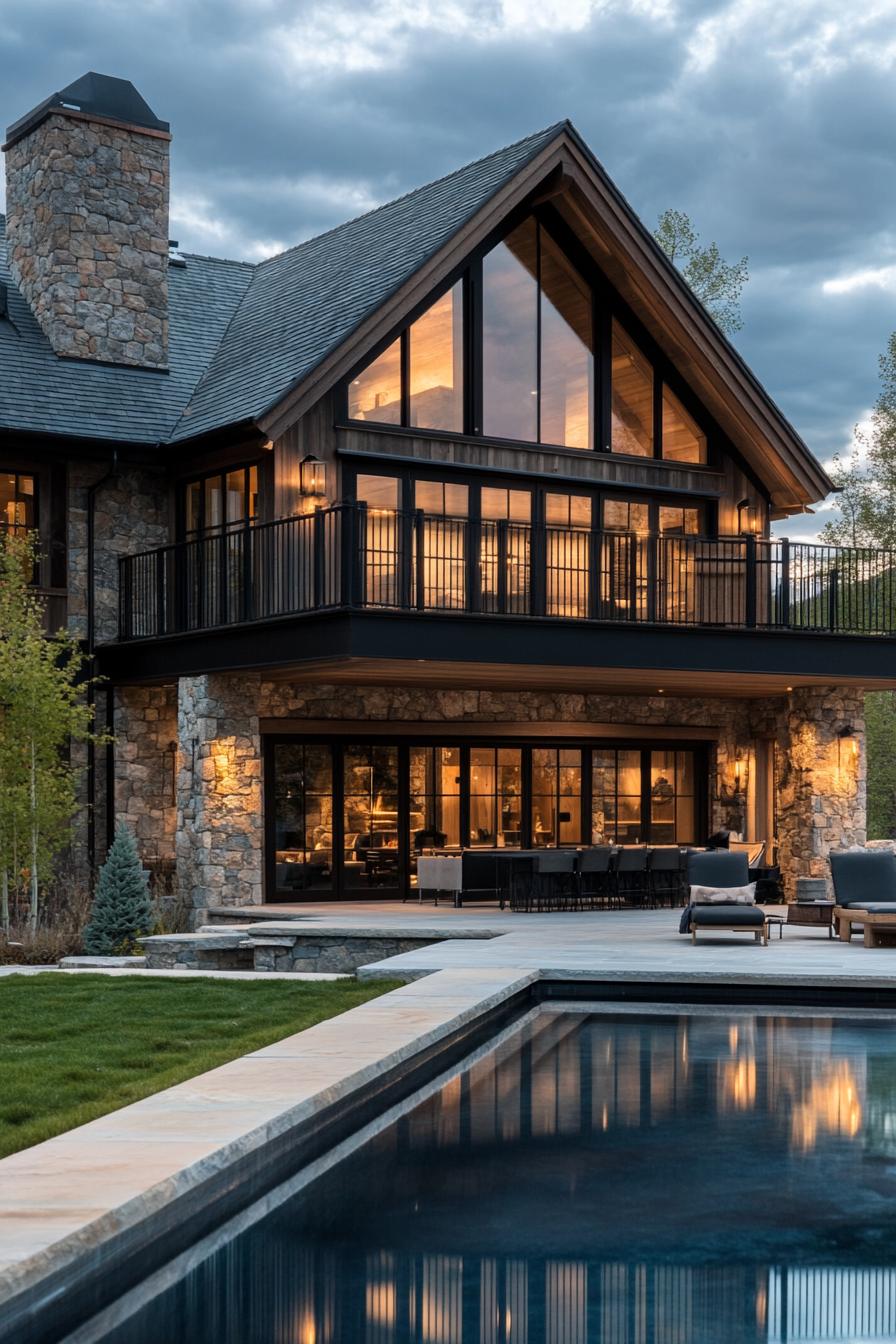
<box><xmin>532</xmin><ymin>747</ymin><xmax>582</xmax><ymax>846</ymax></box>
<box><xmin>414</xmin><ymin>480</ymin><xmax>468</xmax><ymax>517</ymax></box>
<box><xmin>349</xmin><ymin>338</ymin><xmax>402</xmax><ymax>424</ymax></box>
<box><xmin>468</xmin><ymin>747</ymin><xmax>522</xmax><ymax>848</ymax></box>
<box><xmin>611</xmin><ymin>322</ymin><xmax>653</xmax><ymax>457</ymax></box>
<box><xmin>659</xmin><ymin>504</ymin><xmax>701</xmax><ymax>535</ymax></box>
<box><xmin>540</xmin><ymin>232</ymin><xmax>593</xmax><ymax>450</ymax></box>
<box><xmin>592</xmin><ymin>748</ymin><xmax>697</xmax><ymax>844</ymax></box>
<box><xmin>662</xmin><ymin>386</ymin><xmax>707</xmax><ymax>463</ymax></box>
<box><xmin>602</xmin><ymin>499</ymin><xmax>649</xmax><ymax>533</ymax></box>
<box><xmin>184</xmin><ymin>465</ymin><xmax>258</xmax><ymax>536</ymax></box>
<box><xmin>481</xmin><ymin>487</ymin><xmax>531</xmax><ymax>523</ymax></box>
<box><xmin>414</xmin><ymin>480</ymin><xmax>468</xmax><ymax>609</ymax></box>
<box><xmin>357</xmin><ymin>475</ymin><xmax>400</xmax><ymax>605</ymax></box>
<box><xmin>546</xmin><ymin>493</ymin><xmax>591</xmax><ymax>529</ymax></box>
<box><xmin>483</xmin><ymin>219</ymin><xmax>594</xmax><ymax>449</ymax></box>
<box><xmin>482</xmin><ymin>219</ymin><xmax>539</xmax><ymax>443</ymax></box>
<box><xmin>409</xmin><ymin>282</ymin><xmax>463</xmax><ymax>432</ymax></box>
<box><xmin>0</xmin><ymin>472</ymin><xmax>36</xmax><ymax>536</ymax></box>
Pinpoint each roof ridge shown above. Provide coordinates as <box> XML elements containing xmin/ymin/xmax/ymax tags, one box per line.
<box><xmin>254</xmin><ymin>120</ymin><xmax>570</xmax><ymax>270</ymax></box>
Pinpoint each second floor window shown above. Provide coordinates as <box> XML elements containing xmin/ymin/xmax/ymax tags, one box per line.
<box><xmin>184</xmin><ymin>465</ymin><xmax>259</xmax><ymax>537</ymax></box>
<box><xmin>345</xmin><ymin>215</ymin><xmax>710</xmax><ymax>466</ymax></box>
<box><xmin>1</xmin><ymin>471</ymin><xmax>36</xmax><ymax>537</ymax></box>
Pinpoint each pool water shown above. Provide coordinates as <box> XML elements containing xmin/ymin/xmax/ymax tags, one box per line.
<box><xmin>81</xmin><ymin>1009</ymin><xmax>896</xmax><ymax>1343</ymax></box>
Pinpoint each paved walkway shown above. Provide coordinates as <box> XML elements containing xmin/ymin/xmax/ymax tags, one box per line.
<box><xmin>237</xmin><ymin>902</ymin><xmax>896</xmax><ymax>988</ymax></box>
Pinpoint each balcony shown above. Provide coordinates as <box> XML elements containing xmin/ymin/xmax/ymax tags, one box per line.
<box><xmin>107</xmin><ymin>503</ymin><xmax>896</xmax><ymax>688</ymax></box>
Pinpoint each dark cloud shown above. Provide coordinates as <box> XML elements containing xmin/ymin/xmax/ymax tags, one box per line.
<box><xmin>2</xmin><ymin>0</ymin><xmax>895</xmax><ymax>528</ymax></box>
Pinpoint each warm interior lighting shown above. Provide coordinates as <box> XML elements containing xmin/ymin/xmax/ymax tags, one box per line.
<box><xmin>837</xmin><ymin>725</ymin><xmax>859</xmax><ymax>770</ymax></box>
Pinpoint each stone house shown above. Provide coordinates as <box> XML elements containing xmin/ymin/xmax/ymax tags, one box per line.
<box><xmin>1</xmin><ymin>72</ymin><xmax>889</xmax><ymax>922</ymax></box>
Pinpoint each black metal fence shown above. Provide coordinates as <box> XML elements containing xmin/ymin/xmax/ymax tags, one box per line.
<box><xmin>118</xmin><ymin>503</ymin><xmax>896</xmax><ymax>640</ymax></box>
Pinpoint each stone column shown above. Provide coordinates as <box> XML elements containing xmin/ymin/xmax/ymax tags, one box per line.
<box><xmin>776</xmin><ymin>687</ymin><xmax>866</xmax><ymax>897</ymax></box>
<box><xmin>176</xmin><ymin>674</ymin><xmax>263</xmax><ymax>926</ymax></box>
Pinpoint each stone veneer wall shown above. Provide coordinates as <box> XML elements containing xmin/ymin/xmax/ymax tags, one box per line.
<box><xmin>163</xmin><ymin>677</ymin><xmax>870</xmax><ymax>919</ymax></box>
<box><xmin>5</xmin><ymin>112</ymin><xmax>170</xmax><ymax>367</ymax></box>
<box><xmin>67</xmin><ymin>460</ymin><xmax>169</xmax><ymax>642</ymax></box>
<box><xmin>115</xmin><ymin>685</ymin><xmax>177</xmax><ymax>861</ymax></box>
<box><xmin>775</xmin><ymin>686</ymin><xmax>866</xmax><ymax>892</ymax></box>
<box><xmin>133</xmin><ymin>675</ymin><xmax>864</xmax><ymax>922</ymax></box>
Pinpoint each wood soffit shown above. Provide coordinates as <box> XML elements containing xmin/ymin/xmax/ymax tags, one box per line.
<box><xmin>258</xmin><ymin>129</ymin><xmax>831</xmax><ymax>514</ymax></box>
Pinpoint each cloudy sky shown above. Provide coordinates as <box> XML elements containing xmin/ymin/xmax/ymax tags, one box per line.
<box><xmin>2</xmin><ymin>0</ymin><xmax>895</xmax><ymax>538</ymax></box>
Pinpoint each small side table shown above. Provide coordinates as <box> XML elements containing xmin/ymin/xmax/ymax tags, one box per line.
<box><xmin>765</xmin><ymin>914</ymin><xmax>785</xmax><ymax>941</ymax></box>
<box><xmin>786</xmin><ymin>900</ymin><xmax>835</xmax><ymax>938</ymax></box>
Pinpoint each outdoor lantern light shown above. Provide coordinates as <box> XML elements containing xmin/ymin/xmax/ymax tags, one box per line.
<box><xmin>300</xmin><ymin>454</ymin><xmax>326</xmax><ymax>498</ymax></box>
<box><xmin>737</xmin><ymin>497</ymin><xmax>759</xmax><ymax>535</ymax></box>
<box><xmin>837</xmin><ymin>725</ymin><xmax>859</xmax><ymax>768</ymax></box>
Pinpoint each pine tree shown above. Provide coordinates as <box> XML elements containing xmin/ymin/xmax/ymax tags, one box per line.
<box><xmin>83</xmin><ymin>824</ymin><xmax>154</xmax><ymax>955</ymax></box>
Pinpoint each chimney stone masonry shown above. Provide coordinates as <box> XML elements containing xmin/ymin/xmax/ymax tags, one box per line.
<box><xmin>3</xmin><ymin>72</ymin><xmax>171</xmax><ymax>369</ymax></box>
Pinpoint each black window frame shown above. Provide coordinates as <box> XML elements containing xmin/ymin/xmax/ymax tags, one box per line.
<box><xmin>340</xmin><ymin>203</ymin><xmax>724</xmax><ymax>469</ymax></box>
<box><xmin>0</xmin><ymin>468</ymin><xmax>39</xmax><ymax>538</ymax></box>
<box><xmin>263</xmin><ymin>733</ymin><xmax>709</xmax><ymax>900</ymax></box>
<box><xmin>178</xmin><ymin>462</ymin><xmax>261</xmax><ymax>540</ymax></box>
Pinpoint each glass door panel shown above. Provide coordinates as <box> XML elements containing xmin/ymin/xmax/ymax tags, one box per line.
<box><xmin>271</xmin><ymin>744</ymin><xmax>334</xmax><ymax>897</ymax></box>
<box><xmin>413</xmin><ymin>481</ymin><xmax>468</xmax><ymax>610</ymax></box>
<box><xmin>601</xmin><ymin>499</ymin><xmax>650</xmax><ymax>620</ymax></box>
<box><xmin>408</xmin><ymin>747</ymin><xmax>461</xmax><ymax>852</ymax></box>
<box><xmin>592</xmin><ymin>748</ymin><xmax>643</xmax><ymax>844</ymax></box>
<box><xmin>532</xmin><ymin>747</ymin><xmax>582</xmax><ymax>846</ymax></box>
<box><xmin>343</xmin><ymin>745</ymin><xmax>401</xmax><ymax>895</ymax></box>
<box><xmin>657</xmin><ymin>505</ymin><xmax>702</xmax><ymax>624</ymax></box>
<box><xmin>481</xmin><ymin>487</ymin><xmax>532</xmax><ymax>615</ymax></box>
<box><xmin>546</xmin><ymin>494</ymin><xmax>591</xmax><ymax>619</ymax></box>
<box><xmin>469</xmin><ymin>747</ymin><xmax>522</xmax><ymax>848</ymax></box>
<box><xmin>357</xmin><ymin>474</ymin><xmax>400</xmax><ymax>607</ymax></box>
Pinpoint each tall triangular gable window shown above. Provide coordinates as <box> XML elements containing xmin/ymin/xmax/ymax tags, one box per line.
<box><xmin>346</xmin><ymin>214</ymin><xmax>707</xmax><ymax>464</ymax></box>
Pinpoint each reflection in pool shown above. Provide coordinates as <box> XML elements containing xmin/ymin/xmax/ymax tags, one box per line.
<box><xmin>86</xmin><ymin>1010</ymin><xmax>896</xmax><ymax>1343</ymax></box>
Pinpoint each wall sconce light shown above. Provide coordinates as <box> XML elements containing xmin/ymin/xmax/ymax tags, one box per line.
<box><xmin>837</xmin><ymin>725</ymin><xmax>858</xmax><ymax>768</ymax></box>
<box><xmin>300</xmin><ymin>454</ymin><xmax>326</xmax><ymax>499</ymax></box>
<box><xmin>737</xmin><ymin>498</ymin><xmax>760</xmax><ymax>535</ymax></box>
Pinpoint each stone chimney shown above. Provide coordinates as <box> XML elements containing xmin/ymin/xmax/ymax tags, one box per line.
<box><xmin>3</xmin><ymin>72</ymin><xmax>171</xmax><ymax>369</ymax></box>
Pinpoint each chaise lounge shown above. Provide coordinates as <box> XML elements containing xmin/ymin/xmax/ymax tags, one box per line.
<box><xmin>830</xmin><ymin>849</ymin><xmax>896</xmax><ymax>940</ymax></box>
<box><xmin>685</xmin><ymin>851</ymin><xmax>767</xmax><ymax>945</ymax></box>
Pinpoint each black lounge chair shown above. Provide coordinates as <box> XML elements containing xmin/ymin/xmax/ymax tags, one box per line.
<box><xmin>830</xmin><ymin>849</ymin><xmax>896</xmax><ymax>936</ymax></box>
<box><xmin>685</xmin><ymin>850</ymin><xmax>766</xmax><ymax>945</ymax></box>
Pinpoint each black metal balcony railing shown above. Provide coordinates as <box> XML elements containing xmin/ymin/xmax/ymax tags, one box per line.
<box><xmin>117</xmin><ymin>503</ymin><xmax>896</xmax><ymax>642</ymax></box>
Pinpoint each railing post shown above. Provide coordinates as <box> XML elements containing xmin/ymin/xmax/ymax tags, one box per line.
<box><xmin>311</xmin><ymin>509</ymin><xmax>324</xmax><ymax>609</ymax></box>
<box><xmin>744</xmin><ymin>534</ymin><xmax>757</xmax><ymax>629</ymax></box>
<box><xmin>468</xmin><ymin>516</ymin><xmax>481</xmax><ymax>614</ymax></box>
<box><xmin>588</xmin><ymin>528</ymin><xmax>600</xmax><ymax>621</ymax></box>
<box><xmin>242</xmin><ymin>522</ymin><xmax>253</xmax><ymax>622</ymax></box>
<box><xmin>119</xmin><ymin>557</ymin><xmax>129</xmax><ymax>639</ymax></box>
<box><xmin>155</xmin><ymin>547</ymin><xmax>166</xmax><ymax>636</ymax></box>
<box><xmin>218</xmin><ymin>528</ymin><xmax>228</xmax><ymax>626</ymax></box>
<box><xmin>340</xmin><ymin>504</ymin><xmax>356</xmax><ymax>606</ymax></box>
<box><xmin>398</xmin><ymin>510</ymin><xmax>413</xmax><ymax>609</ymax></box>
<box><xmin>532</xmin><ymin>521</ymin><xmax>547</xmax><ymax>617</ymax></box>
<box><xmin>780</xmin><ymin>538</ymin><xmax>791</xmax><ymax>629</ymax></box>
<box><xmin>828</xmin><ymin>564</ymin><xmax>839</xmax><ymax>632</ymax></box>
<box><xmin>497</xmin><ymin>518</ymin><xmax>508</xmax><ymax>615</ymax></box>
<box><xmin>646</xmin><ymin>534</ymin><xmax>658</xmax><ymax>624</ymax></box>
<box><xmin>414</xmin><ymin>509</ymin><xmax>426</xmax><ymax>610</ymax></box>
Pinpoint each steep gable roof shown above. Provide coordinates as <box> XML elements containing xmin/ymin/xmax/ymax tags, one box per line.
<box><xmin>170</xmin><ymin>124</ymin><xmax>564</xmax><ymax>441</ymax></box>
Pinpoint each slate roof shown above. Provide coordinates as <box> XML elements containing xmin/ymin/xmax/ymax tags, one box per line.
<box><xmin>0</xmin><ymin>216</ymin><xmax>253</xmax><ymax>445</ymax></box>
<box><xmin>0</xmin><ymin>124</ymin><xmax>564</xmax><ymax>448</ymax></box>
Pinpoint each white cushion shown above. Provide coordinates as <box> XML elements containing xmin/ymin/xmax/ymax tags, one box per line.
<box><xmin>690</xmin><ymin>882</ymin><xmax>756</xmax><ymax>905</ymax></box>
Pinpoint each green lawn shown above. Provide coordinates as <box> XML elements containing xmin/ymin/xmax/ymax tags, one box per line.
<box><xmin>0</xmin><ymin>973</ymin><xmax>398</xmax><ymax>1158</ymax></box>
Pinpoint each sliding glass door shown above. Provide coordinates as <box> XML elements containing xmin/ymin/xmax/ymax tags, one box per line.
<box><xmin>266</xmin><ymin>739</ymin><xmax>706</xmax><ymax>898</ymax></box>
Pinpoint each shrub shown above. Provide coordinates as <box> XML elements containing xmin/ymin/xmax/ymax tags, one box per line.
<box><xmin>83</xmin><ymin>825</ymin><xmax>153</xmax><ymax>955</ymax></box>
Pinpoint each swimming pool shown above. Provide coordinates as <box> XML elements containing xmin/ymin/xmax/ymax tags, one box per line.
<box><xmin>71</xmin><ymin>1007</ymin><xmax>896</xmax><ymax>1342</ymax></box>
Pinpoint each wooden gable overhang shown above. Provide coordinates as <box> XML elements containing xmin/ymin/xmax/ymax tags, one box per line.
<box><xmin>256</xmin><ymin>126</ymin><xmax>832</xmax><ymax>516</ymax></box>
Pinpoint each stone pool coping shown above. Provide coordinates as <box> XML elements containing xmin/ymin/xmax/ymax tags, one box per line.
<box><xmin>0</xmin><ymin>966</ymin><xmax>536</xmax><ymax>1344</ymax></box>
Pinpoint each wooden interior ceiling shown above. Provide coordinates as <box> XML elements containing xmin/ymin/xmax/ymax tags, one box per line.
<box><xmin>264</xmin><ymin>657</ymin><xmax>885</xmax><ymax>698</ymax></box>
